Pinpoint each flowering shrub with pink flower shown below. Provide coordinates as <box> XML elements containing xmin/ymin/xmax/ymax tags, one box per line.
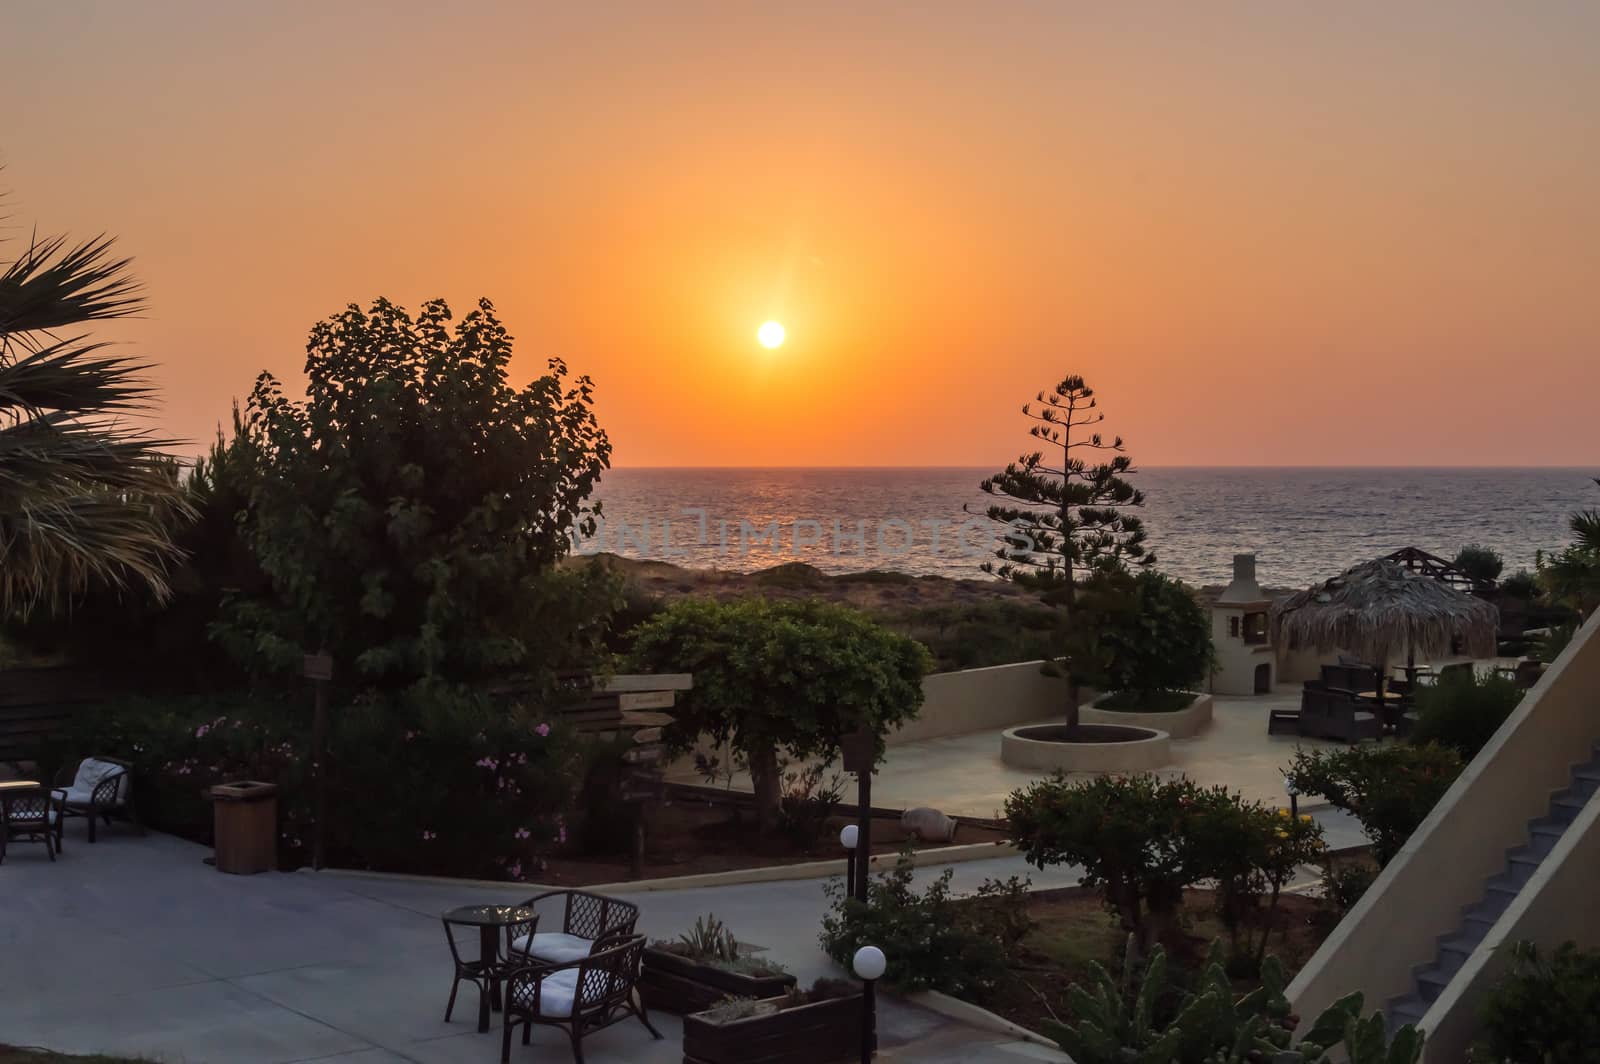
<box><xmin>45</xmin><ymin>684</ymin><xmax>599</xmax><ymax>880</ymax></box>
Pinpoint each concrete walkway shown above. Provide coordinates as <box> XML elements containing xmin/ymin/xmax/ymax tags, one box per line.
<box><xmin>0</xmin><ymin>829</ymin><xmax>1074</xmax><ymax>1063</ymax></box>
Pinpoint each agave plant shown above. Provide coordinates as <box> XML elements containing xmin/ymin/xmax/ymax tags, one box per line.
<box><xmin>0</xmin><ymin>229</ymin><xmax>188</xmax><ymax>615</ymax></box>
<box><xmin>1045</xmin><ymin>934</ymin><xmax>1424</xmax><ymax>1064</ymax></box>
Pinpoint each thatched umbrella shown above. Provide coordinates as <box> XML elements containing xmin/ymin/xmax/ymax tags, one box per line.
<box><xmin>1271</xmin><ymin>558</ymin><xmax>1500</xmax><ymax>709</ymax></box>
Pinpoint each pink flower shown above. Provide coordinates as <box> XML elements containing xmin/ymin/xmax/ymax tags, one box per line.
<box><xmin>556</xmin><ymin>827</ymin><xmax>567</xmax><ymax>845</ymax></box>
<box><xmin>507</xmin><ymin>861</ymin><xmax>523</xmax><ymax>880</ymax></box>
<box><xmin>195</xmin><ymin>725</ymin><xmax>210</xmax><ymax>738</ymax></box>
<box><xmin>535</xmin><ymin>723</ymin><xmax>550</xmax><ymax>738</ymax></box>
<box><xmin>421</xmin><ymin>830</ymin><xmax>437</xmax><ymax>841</ymax></box>
<box><xmin>514</xmin><ymin>828</ymin><xmax>530</xmax><ymax>840</ymax></box>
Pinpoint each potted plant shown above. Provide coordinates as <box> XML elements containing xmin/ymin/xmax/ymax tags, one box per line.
<box><xmin>683</xmin><ymin>978</ymin><xmax>864</xmax><ymax>1064</ymax></box>
<box><xmin>640</xmin><ymin>914</ymin><xmax>797</xmax><ymax>1014</ymax></box>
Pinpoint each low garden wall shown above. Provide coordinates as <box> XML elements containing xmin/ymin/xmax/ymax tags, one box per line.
<box><xmin>885</xmin><ymin>660</ymin><xmax>1076</xmax><ymax>746</ymax></box>
<box><xmin>1079</xmin><ymin>692</ymin><xmax>1213</xmax><ymax>739</ymax></box>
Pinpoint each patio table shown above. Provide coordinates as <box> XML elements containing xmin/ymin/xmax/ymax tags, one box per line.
<box><xmin>441</xmin><ymin>904</ymin><xmax>538</xmax><ymax>1033</ymax></box>
<box><xmin>0</xmin><ymin>780</ymin><xmax>49</xmax><ymax>863</ymax></box>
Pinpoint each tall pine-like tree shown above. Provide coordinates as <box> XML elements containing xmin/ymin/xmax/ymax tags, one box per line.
<box><xmin>969</xmin><ymin>375</ymin><xmax>1153</xmax><ymax>729</ymax></box>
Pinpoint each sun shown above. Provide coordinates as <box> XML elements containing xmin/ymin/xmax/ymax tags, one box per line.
<box><xmin>757</xmin><ymin>320</ymin><xmax>786</xmax><ymax>349</ymax></box>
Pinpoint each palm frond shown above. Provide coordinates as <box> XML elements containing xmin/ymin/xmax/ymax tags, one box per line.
<box><xmin>0</xmin><ymin>233</ymin><xmax>143</xmax><ymax>343</ymax></box>
<box><xmin>0</xmin><ymin>335</ymin><xmax>154</xmax><ymax>414</ymax></box>
<box><xmin>0</xmin><ymin>487</ymin><xmax>185</xmax><ymax>613</ymax></box>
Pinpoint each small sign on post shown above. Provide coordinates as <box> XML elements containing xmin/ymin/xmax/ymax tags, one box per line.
<box><xmin>841</xmin><ymin>726</ymin><xmax>875</xmax><ymax>903</ymax></box>
<box><xmin>840</xmin><ymin>727</ymin><xmax>875</xmax><ymax>775</ymax></box>
<box><xmin>303</xmin><ymin>653</ymin><xmax>334</xmax><ymax>682</ymax></box>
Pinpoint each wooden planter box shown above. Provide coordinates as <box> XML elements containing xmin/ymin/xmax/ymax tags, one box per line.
<box><xmin>638</xmin><ymin>946</ymin><xmax>797</xmax><ymax>1015</ymax></box>
<box><xmin>683</xmin><ymin>992</ymin><xmax>864</xmax><ymax>1064</ymax></box>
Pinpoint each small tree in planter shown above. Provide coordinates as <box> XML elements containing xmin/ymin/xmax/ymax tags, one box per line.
<box><xmin>1079</xmin><ymin>569</ymin><xmax>1213</xmax><ymax>712</ymax></box>
<box><xmin>627</xmin><ymin>598</ymin><xmax>930</xmax><ymax>833</ymax></box>
<box><xmin>1005</xmin><ymin>773</ymin><xmax>1212</xmax><ymax>951</ymax></box>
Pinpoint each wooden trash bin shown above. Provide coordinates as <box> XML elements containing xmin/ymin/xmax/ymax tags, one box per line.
<box><xmin>210</xmin><ymin>780</ymin><xmax>278</xmax><ymax>874</ymax></box>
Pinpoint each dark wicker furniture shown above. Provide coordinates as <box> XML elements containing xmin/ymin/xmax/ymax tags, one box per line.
<box><xmin>1296</xmin><ymin>683</ymin><xmax>1382</xmax><ymax>742</ymax></box>
<box><xmin>52</xmin><ymin>755</ymin><xmax>140</xmax><ymax>844</ymax></box>
<box><xmin>500</xmin><ymin>933</ymin><xmax>660</xmax><ymax>1063</ymax></box>
<box><xmin>510</xmin><ymin>890</ymin><xmax>640</xmax><ymax>966</ymax></box>
<box><xmin>442</xmin><ymin>904</ymin><xmax>539</xmax><ymax>1033</ymax></box>
<box><xmin>1</xmin><ymin>781</ymin><xmax>60</xmax><ymax>863</ymax></box>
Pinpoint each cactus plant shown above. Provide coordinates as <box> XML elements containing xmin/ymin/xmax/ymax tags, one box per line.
<box><xmin>1043</xmin><ymin>934</ymin><xmax>1423</xmax><ymax>1064</ymax></box>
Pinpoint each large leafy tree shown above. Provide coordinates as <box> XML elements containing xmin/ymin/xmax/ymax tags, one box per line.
<box><xmin>0</xmin><ymin>232</ymin><xmax>187</xmax><ymax>615</ymax></box>
<box><xmin>218</xmin><ymin>297</ymin><xmax>616</xmax><ymax>691</ymax></box>
<box><xmin>969</xmin><ymin>375</ymin><xmax>1153</xmax><ymax>728</ymax></box>
<box><xmin>627</xmin><ymin>597</ymin><xmax>930</xmax><ymax>832</ymax></box>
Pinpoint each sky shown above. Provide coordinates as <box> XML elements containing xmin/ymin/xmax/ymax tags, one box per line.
<box><xmin>5</xmin><ymin>2</ymin><xmax>1598</xmax><ymax>467</ymax></box>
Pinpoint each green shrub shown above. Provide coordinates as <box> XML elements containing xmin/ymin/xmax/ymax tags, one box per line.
<box><xmin>42</xmin><ymin>686</ymin><xmax>595</xmax><ymax>880</ymax></box>
<box><xmin>1094</xmin><ymin>689</ymin><xmax>1196</xmax><ymax>713</ymax></box>
<box><xmin>1454</xmin><ymin>544</ymin><xmax>1505</xmax><ymax>585</ymax></box>
<box><xmin>1499</xmin><ymin>569</ymin><xmax>1540</xmax><ymax>599</ymax></box>
<box><xmin>1319</xmin><ymin>860</ymin><xmax>1377</xmax><ymax>917</ymax></box>
<box><xmin>1408</xmin><ymin>670</ymin><xmax>1523</xmax><ymax>759</ymax></box>
<box><xmin>818</xmin><ymin>850</ymin><xmax>1025</xmax><ymax>997</ymax></box>
<box><xmin>1004</xmin><ymin>774</ymin><xmax>1311</xmax><ymax>954</ymax></box>
<box><xmin>1285</xmin><ymin>744</ymin><xmax>1463</xmax><ymax>865</ymax></box>
<box><xmin>1474</xmin><ymin>940</ymin><xmax>1600</xmax><ymax>1064</ymax></box>
<box><xmin>1535</xmin><ymin>621</ymin><xmax>1579</xmax><ymax>665</ymax></box>
<box><xmin>1074</xmin><ymin>570</ymin><xmax>1213</xmax><ymax>699</ymax></box>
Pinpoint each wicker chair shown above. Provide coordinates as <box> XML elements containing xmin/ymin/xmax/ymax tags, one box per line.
<box><xmin>2</xmin><ymin>788</ymin><xmax>61</xmax><ymax>863</ymax></box>
<box><xmin>510</xmin><ymin>890</ymin><xmax>640</xmax><ymax>966</ymax></box>
<box><xmin>52</xmin><ymin>755</ymin><xmax>141</xmax><ymax>845</ymax></box>
<box><xmin>500</xmin><ymin>933</ymin><xmax>660</xmax><ymax>1064</ymax></box>
<box><xmin>441</xmin><ymin>911</ymin><xmax>539</xmax><ymax>1026</ymax></box>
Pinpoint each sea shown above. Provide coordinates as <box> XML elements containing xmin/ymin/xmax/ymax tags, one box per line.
<box><xmin>583</xmin><ymin>467</ymin><xmax>1594</xmax><ymax>590</ymax></box>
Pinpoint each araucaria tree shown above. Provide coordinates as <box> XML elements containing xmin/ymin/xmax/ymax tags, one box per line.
<box><xmin>218</xmin><ymin>297</ymin><xmax>616</xmax><ymax>691</ymax></box>
<box><xmin>970</xmin><ymin>375</ymin><xmax>1152</xmax><ymax>728</ymax></box>
<box><xmin>0</xmin><ymin>232</ymin><xmax>188</xmax><ymax>614</ymax></box>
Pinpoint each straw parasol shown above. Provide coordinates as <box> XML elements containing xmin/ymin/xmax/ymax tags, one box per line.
<box><xmin>1271</xmin><ymin>558</ymin><xmax>1499</xmax><ymax>699</ymax></box>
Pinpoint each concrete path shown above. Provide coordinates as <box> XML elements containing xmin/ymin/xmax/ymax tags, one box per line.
<box><xmin>0</xmin><ymin>829</ymin><xmax>1074</xmax><ymax>1063</ymax></box>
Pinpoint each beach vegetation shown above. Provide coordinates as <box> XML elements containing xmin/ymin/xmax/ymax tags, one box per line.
<box><xmin>1498</xmin><ymin>569</ymin><xmax>1540</xmax><ymax>600</ymax></box>
<box><xmin>1452</xmin><ymin>543</ymin><xmax>1504</xmax><ymax>585</ymax></box>
<box><xmin>1537</xmin><ymin>478</ymin><xmax>1600</xmax><ymax>618</ymax></box>
<box><xmin>626</xmin><ymin>597</ymin><xmax>929</xmax><ymax>832</ymax></box>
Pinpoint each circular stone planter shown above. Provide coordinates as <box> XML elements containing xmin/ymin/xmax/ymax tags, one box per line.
<box><xmin>1000</xmin><ymin>723</ymin><xmax>1172</xmax><ymax>773</ymax></box>
<box><xmin>1080</xmin><ymin>692</ymin><xmax>1214</xmax><ymax>739</ymax></box>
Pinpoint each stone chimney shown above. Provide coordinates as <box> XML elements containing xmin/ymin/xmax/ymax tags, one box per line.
<box><xmin>1218</xmin><ymin>553</ymin><xmax>1266</xmax><ymax>604</ymax></box>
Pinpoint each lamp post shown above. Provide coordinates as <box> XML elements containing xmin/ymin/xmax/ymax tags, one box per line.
<box><xmin>851</xmin><ymin>944</ymin><xmax>885</xmax><ymax>1064</ymax></box>
<box><xmin>1284</xmin><ymin>771</ymin><xmax>1299</xmax><ymax>819</ymax></box>
<box><xmin>839</xmin><ymin>824</ymin><xmax>859</xmax><ymax>898</ymax></box>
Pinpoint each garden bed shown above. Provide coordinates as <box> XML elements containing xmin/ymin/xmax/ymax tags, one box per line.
<box><xmin>536</xmin><ymin>803</ymin><xmax>1008</xmax><ymax>886</ymax></box>
<box><xmin>639</xmin><ymin>943</ymin><xmax>797</xmax><ymax>1014</ymax></box>
<box><xmin>683</xmin><ymin>987</ymin><xmax>864</xmax><ymax>1064</ymax></box>
<box><xmin>1081</xmin><ymin>691</ymin><xmax>1214</xmax><ymax>738</ymax></box>
<box><xmin>954</xmin><ymin>886</ymin><xmax>1334</xmax><ymax>1035</ymax></box>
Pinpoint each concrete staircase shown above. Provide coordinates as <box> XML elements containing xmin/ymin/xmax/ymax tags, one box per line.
<box><xmin>1386</xmin><ymin>743</ymin><xmax>1600</xmax><ymax>1033</ymax></box>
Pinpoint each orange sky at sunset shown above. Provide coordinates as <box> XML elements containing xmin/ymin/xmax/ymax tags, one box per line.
<box><xmin>5</xmin><ymin>2</ymin><xmax>1597</xmax><ymax>467</ymax></box>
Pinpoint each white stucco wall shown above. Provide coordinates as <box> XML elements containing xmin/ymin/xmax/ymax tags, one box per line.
<box><xmin>886</xmin><ymin>660</ymin><xmax>1069</xmax><ymax>746</ymax></box>
<box><xmin>1285</xmin><ymin>614</ymin><xmax>1600</xmax><ymax>1054</ymax></box>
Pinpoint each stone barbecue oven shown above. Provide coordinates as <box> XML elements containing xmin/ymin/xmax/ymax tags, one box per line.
<box><xmin>1210</xmin><ymin>553</ymin><xmax>1275</xmax><ymax>695</ymax></box>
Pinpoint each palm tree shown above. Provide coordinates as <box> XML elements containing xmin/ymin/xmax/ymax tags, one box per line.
<box><xmin>0</xmin><ymin>230</ymin><xmax>188</xmax><ymax>615</ymax></box>
<box><xmin>1539</xmin><ymin>481</ymin><xmax>1600</xmax><ymax>620</ymax></box>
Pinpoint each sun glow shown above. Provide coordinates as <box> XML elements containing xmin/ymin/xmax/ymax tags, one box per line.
<box><xmin>757</xmin><ymin>320</ymin><xmax>786</xmax><ymax>349</ymax></box>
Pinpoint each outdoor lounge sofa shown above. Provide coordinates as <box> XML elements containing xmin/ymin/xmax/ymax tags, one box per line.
<box><xmin>500</xmin><ymin>932</ymin><xmax>660</xmax><ymax>1063</ymax></box>
<box><xmin>52</xmin><ymin>755</ymin><xmax>141</xmax><ymax>844</ymax></box>
<box><xmin>1296</xmin><ymin>683</ymin><xmax>1382</xmax><ymax>742</ymax></box>
<box><xmin>509</xmin><ymin>890</ymin><xmax>641</xmax><ymax>966</ymax></box>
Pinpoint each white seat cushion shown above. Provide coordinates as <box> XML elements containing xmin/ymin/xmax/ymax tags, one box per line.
<box><xmin>57</xmin><ymin>786</ymin><xmax>100</xmax><ymax>807</ymax></box>
<box><xmin>509</xmin><ymin>931</ymin><xmax>593</xmax><ymax>965</ymax></box>
<box><xmin>71</xmin><ymin>759</ymin><xmax>128</xmax><ymax>805</ymax></box>
<box><xmin>531</xmin><ymin>968</ymin><xmax>580</xmax><ymax>1018</ymax></box>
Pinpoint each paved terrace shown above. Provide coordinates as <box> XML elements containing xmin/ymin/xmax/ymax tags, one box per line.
<box><xmin>1</xmin><ymin>830</ymin><xmax>1074</xmax><ymax>1063</ymax></box>
<box><xmin>670</xmin><ymin>690</ymin><xmax>1342</xmax><ymax>818</ymax></box>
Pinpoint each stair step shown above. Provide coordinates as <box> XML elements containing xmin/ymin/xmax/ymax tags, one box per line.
<box><xmin>1387</xmin><ymin>995</ymin><xmax>1427</xmax><ymax>1033</ymax></box>
<box><xmin>1415</xmin><ymin>965</ymin><xmax>1453</xmax><ymax>1003</ymax></box>
<box><xmin>1552</xmin><ymin>791</ymin><xmax>1590</xmax><ymax>815</ymax></box>
<box><xmin>1438</xmin><ymin>931</ymin><xmax>1481</xmax><ymax>964</ymax></box>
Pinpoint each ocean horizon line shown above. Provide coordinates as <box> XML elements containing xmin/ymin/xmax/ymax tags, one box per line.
<box><xmin>604</xmin><ymin>463</ymin><xmax>1596</xmax><ymax>472</ymax></box>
